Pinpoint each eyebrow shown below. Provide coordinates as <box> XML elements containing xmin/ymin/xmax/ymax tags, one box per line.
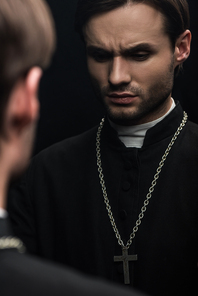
<box><xmin>123</xmin><ymin>43</ymin><xmax>157</xmax><ymax>55</ymax></box>
<box><xmin>86</xmin><ymin>43</ymin><xmax>157</xmax><ymax>56</ymax></box>
<box><xmin>86</xmin><ymin>46</ymin><xmax>112</xmax><ymax>56</ymax></box>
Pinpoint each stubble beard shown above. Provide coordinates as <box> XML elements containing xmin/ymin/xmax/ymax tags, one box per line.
<box><xmin>90</xmin><ymin>58</ymin><xmax>175</xmax><ymax>126</ymax></box>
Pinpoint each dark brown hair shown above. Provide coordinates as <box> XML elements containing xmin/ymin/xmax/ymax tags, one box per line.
<box><xmin>75</xmin><ymin>0</ymin><xmax>190</xmax><ymax>49</ymax></box>
<box><xmin>0</xmin><ymin>0</ymin><xmax>56</xmax><ymax>122</ymax></box>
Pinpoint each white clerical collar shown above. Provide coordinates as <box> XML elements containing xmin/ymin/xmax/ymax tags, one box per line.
<box><xmin>109</xmin><ymin>98</ymin><xmax>176</xmax><ymax>148</ymax></box>
<box><xmin>0</xmin><ymin>208</ymin><xmax>8</xmax><ymax>218</ymax></box>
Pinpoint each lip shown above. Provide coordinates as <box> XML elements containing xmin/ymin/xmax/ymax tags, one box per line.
<box><xmin>107</xmin><ymin>93</ymin><xmax>138</xmax><ymax>105</ymax></box>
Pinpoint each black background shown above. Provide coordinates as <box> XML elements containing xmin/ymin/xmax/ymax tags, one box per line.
<box><xmin>35</xmin><ymin>0</ymin><xmax>198</xmax><ymax>155</ymax></box>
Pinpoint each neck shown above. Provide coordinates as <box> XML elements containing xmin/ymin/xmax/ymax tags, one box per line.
<box><xmin>136</xmin><ymin>95</ymin><xmax>173</xmax><ymax>125</ymax></box>
<box><xmin>111</xmin><ymin>95</ymin><xmax>173</xmax><ymax>126</ymax></box>
<box><xmin>109</xmin><ymin>98</ymin><xmax>176</xmax><ymax>148</ymax></box>
<box><xmin>0</xmin><ymin>156</ymin><xmax>11</xmax><ymax>210</ymax></box>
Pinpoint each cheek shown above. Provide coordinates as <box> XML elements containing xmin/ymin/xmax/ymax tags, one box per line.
<box><xmin>132</xmin><ymin>59</ymin><xmax>172</xmax><ymax>87</ymax></box>
<box><xmin>87</xmin><ymin>58</ymin><xmax>108</xmax><ymax>86</ymax></box>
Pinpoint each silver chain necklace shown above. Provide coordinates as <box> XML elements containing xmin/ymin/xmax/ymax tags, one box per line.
<box><xmin>0</xmin><ymin>236</ymin><xmax>26</xmax><ymax>253</ymax></box>
<box><xmin>96</xmin><ymin>111</ymin><xmax>188</xmax><ymax>284</ymax></box>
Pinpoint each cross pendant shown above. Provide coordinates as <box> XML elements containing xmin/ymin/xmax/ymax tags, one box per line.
<box><xmin>114</xmin><ymin>247</ymin><xmax>138</xmax><ymax>284</ymax></box>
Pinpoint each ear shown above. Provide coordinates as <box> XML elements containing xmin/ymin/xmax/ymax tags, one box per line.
<box><xmin>174</xmin><ymin>30</ymin><xmax>191</xmax><ymax>67</ymax></box>
<box><xmin>25</xmin><ymin>67</ymin><xmax>42</xmax><ymax>122</ymax></box>
<box><xmin>7</xmin><ymin>67</ymin><xmax>42</xmax><ymax>135</ymax></box>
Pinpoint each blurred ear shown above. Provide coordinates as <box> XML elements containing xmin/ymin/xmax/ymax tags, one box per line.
<box><xmin>174</xmin><ymin>30</ymin><xmax>191</xmax><ymax>68</ymax></box>
<box><xmin>25</xmin><ymin>67</ymin><xmax>42</xmax><ymax>122</ymax></box>
<box><xmin>5</xmin><ymin>67</ymin><xmax>42</xmax><ymax>137</ymax></box>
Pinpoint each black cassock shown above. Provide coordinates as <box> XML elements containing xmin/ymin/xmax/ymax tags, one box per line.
<box><xmin>0</xmin><ymin>219</ymin><xmax>141</xmax><ymax>296</ymax></box>
<box><xmin>8</xmin><ymin>102</ymin><xmax>198</xmax><ymax>296</ymax></box>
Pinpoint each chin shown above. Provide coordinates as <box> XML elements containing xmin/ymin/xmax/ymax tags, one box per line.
<box><xmin>107</xmin><ymin>107</ymin><xmax>141</xmax><ymax>125</ymax></box>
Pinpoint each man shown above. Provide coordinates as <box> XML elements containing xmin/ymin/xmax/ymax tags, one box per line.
<box><xmin>0</xmin><ymin>0</ymin><xmax>146</xmax><ymax>295</ymax></box>
<box><xmin>8</xmin><ymin>0</ymin><xmax>198</xmax><ymax>295</ymax></box>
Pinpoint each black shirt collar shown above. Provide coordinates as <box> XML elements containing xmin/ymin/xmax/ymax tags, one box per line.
<box><xmin>102</xmin><ymin>101</ymin><xmax>185</xmax><ymax>150</ymax></box>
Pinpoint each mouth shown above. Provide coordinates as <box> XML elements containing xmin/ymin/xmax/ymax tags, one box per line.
<box><xmin>107</xmin><ymin>93</ymin><xmax>138</xmax><ymax>105</ymax></box>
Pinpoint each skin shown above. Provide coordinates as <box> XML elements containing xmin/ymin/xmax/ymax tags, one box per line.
<box><xmin>84</xmin><ymin>3</ymin><xmax>183</xmax><ymax>126</ymax></box>
<box><xmin>0</xmin><ymin>67</ymin><xmax>41</xmax><ymax>209</ymax></box>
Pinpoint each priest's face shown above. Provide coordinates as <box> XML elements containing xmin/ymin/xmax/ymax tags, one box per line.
<box><xmin>84</xmin><ymin>2</ymin><xmax>179</xmax><ymax>125</ymax></box>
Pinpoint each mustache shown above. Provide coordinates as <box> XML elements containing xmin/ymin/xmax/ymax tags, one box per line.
<box><xmin>101</xmin><ymin>85</ymin><xmax>143</xmax><ymax>96</ymax></box>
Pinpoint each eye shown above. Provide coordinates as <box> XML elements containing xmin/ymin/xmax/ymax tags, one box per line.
<box><xmin>130</xmin><ymin>53</ymin><xmax>150</xmax><ymax>61</ymax></box>
<box><xmin>89</xmin><ymin>52</ymin><xmax>112</xmax><ymax>63</ymax></box>
<box><xmin>87</xmin><ymin>48</ymin><xmax>112</xmax><ymax>63</ymax></box>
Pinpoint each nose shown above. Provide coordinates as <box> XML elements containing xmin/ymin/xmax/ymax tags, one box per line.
<box><xmin>108</xmin><ymin>56</ymin><xmax>131</xmax><ymax>86</ymax></box>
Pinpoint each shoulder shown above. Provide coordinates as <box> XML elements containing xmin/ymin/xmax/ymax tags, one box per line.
<box><xmin>35</xmin><ymin>125</ymin><xmax>98</xmax><ymax>159</ymax></box>
<box><xmin>0</xmin><ymin>250</ymin><xmax>139</xmax><ymax>296</ymax></box>
<box><xmin>184</xmin><ymin>120</ymin><xmax>198</xmax><ymax>141</ymax></box>
<box><xmin>178</xmin><ymin>120</ymin><xmax>198</xmax><ymax>159</ymax></box>
<box><xmin>186</xmin><ymin>120</ymin><xmax>198</xmax><ymax>131</ymax></box>
<box><xmin>29</xmin><ymin>125</ymin><xmax>99</xmax><ymax>172</ymax></box>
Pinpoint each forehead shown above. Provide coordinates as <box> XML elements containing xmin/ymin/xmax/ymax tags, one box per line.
<box><xmin>84</xmin><ymin>3</ymin><xmax>168</xmax><ymax>50</ymax></box>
